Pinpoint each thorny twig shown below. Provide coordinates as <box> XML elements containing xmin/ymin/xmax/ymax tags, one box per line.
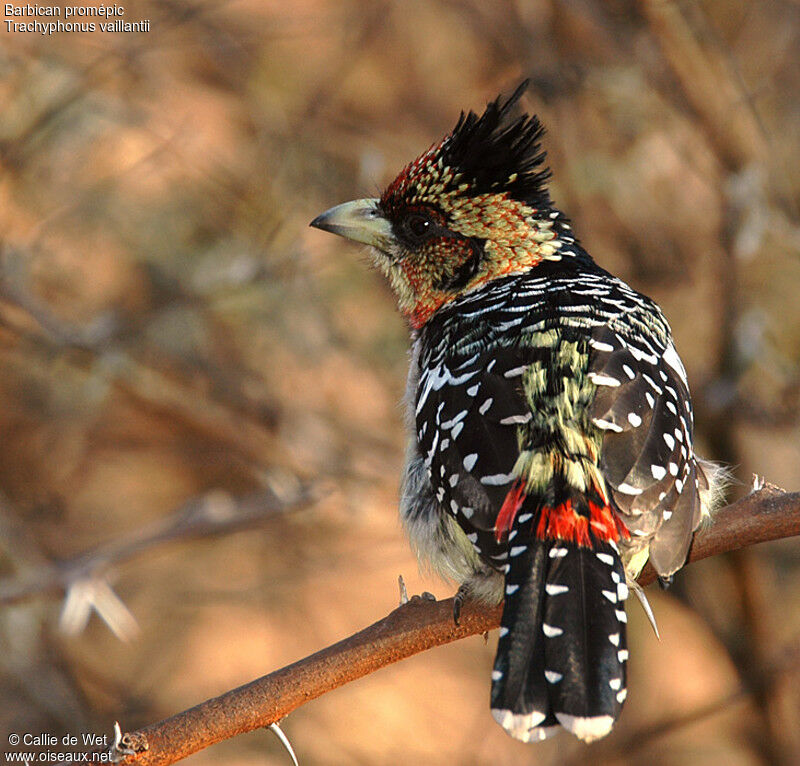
<box><xmin>0</xmin><ymin>485</ymin><xmax>319</xmax><ymax>638</ymax></box>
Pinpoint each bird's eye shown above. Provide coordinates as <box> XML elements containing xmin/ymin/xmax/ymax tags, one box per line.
<box><xmin>404</xmin><ymin>213</ymin><xmax>433</xmax><ymax>240</ymax></box>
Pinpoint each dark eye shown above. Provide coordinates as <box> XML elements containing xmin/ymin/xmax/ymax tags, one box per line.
<box><xmin>404</xmin><ymin>213</ymin><xmax>433</xmax><ymax>240</ymax></box>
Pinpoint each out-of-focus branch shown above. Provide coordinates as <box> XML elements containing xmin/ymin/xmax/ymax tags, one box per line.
<box><xmin>639</xmin><ymin>7</ymin><xmax>799</xmax><ymax>760</ymax></box>
<box><xmin>0</xmin><ymin>311</ymin><xmax>285</xmax><ymax>472</ymax></box>
<box><xmin>638</xmin><ymin>0</ymin><xmax>768</xmax><ymax>171</ymax></box>
<box><xmin>569</xmin><ymin>637</ymin><xmax>800</xmax><ymax>766</ymax></box>
<box><xmin>106</xmin><ymin>483</ymin><xmax>799</xmax><ymax>766</ymax></box>
<box><xmin>0</xmin><ymin>485</ymin><xmax>318</xmax><ymax>607</ymax></box>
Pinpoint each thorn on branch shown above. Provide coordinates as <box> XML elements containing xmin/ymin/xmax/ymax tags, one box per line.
<box><xmin>108</xmin><ymin>722</ymin><xmax>147</xmax><ymax>763</ymax></box>
<box><xmin>267</xmin><ymin>722</ymin><xmax>299</xmax><ymax>766</ymax></box>
<box><xmin>398</xmin><ymin>574</ymin><xmax>408</xmax><ymax>605</ymax></box>
<box><xmin>59</xmin><ymin>576</ymin><xmax>140</xmax><ymax>641</ymax></box>
<box><xmin>633</xmin><ymin>586</ymin><xmax>661</xmax><ymax>640</ymax></box>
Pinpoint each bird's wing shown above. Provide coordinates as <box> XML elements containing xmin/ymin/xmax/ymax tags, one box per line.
<box><xmin>414</xmin><ymin>339</ymin><xmax>537</xmax><ymax>565</ymax></box>
<box><xmin>587</xmin><ymin>320</ymin><xmax>703</xmax><ymax>575</ymax></box>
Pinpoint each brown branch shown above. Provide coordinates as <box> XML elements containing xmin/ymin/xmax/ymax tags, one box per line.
<box><xmin>109</xmin><ymin>484</ymin><xmax>800</xmax><ymax>765</ymax></box>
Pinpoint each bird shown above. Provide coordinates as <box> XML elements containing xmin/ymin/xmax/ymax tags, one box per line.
<box><xmin>310</xmin><ymin>82</ymin><xmax>724</xmax><ymax>744</ymax></box>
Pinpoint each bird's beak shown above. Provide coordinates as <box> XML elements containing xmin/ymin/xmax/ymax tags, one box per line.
<box><xmin>310</xmin><ymin>198</ymin><xmax>394</xmax><ymax>249</ymax></box>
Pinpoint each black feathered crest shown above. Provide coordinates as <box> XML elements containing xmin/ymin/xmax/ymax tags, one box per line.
<box><xmin>441</xmin><ymin>80</ymin><xmax>551</xmax><ymax>206</ymax></box>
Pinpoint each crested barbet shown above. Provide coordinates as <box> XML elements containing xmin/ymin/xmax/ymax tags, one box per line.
<box><xmin>311</xmin><ymin>82</ymin><xmax>724</xmax><ymax>743</ymax></box>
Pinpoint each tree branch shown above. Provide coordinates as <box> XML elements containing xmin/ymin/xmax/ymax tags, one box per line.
<box><xmin>109</xmin><ymin>484</ymin><xmax>800</xmax><ymax>765</ymax></box>
<box><xmin>0</xmin><ymin>486</ymin><xmax>318</xmax><ymax>607</ymax></box>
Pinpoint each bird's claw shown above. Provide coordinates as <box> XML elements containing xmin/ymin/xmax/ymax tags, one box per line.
<box><xmin>409</xmin><ymin>591</ymin><xmax>436</xmax><ymax>602</ymax></box>
<box><xmin>453</xmin><ymin>585</ymin><xmax>469</xmax><ymax>626</ymax></box>
<box><xmin>399</xmin><ymin>575</ymin><xmax>436</xmax><ymax>606</ymax></box>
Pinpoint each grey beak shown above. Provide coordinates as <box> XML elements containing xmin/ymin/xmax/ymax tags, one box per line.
<box><xmin>310</xmin><ymin>198</ymin><xmax>394</xmax><ymax>248</ymax></box>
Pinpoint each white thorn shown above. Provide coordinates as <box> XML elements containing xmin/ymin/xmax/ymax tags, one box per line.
<box><xmin>91</xmin><ymin>579</ymin><xmax>140</xmax><ymax>642</ymax></box>
<box><xmin>107</xmin><ymin>721</ymin><xmax>136</xmax><ymax>763</ymax></box>
<box><xmin>633</xmin><ymin>587</ymin><xmax>660</xmax><ymax>640</ymax></box>
<box><xmin>59</xmin><ymin>580</ymin><xmax>93</xmax><ymax>637</ymax></box>
<box><xmin>398</xmin><ymin>574</ymin><xmax>408</xmax><ymax>606</ymax></box>
<box><xmin>60</xmin><ymin>578</ymin><xmax>139</xmax><ymax>642</ymax></box>
<box><xmin>269</xmin><ymin>722</ymin><xmax>299</xmax><ymax>766</ymax></box>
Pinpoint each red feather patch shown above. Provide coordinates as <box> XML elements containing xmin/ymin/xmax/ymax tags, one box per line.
<box><xmin>536</xmin><ymin>497</ymin><xmax>630</xmax><ymax>547</ymax></box>
<box><xmin>494</xmin><ymin>481</ymin><xmax>526</xmax><ymax>542</ymax></box>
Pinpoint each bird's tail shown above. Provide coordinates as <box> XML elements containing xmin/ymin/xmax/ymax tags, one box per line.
<box><xmin>491</xmin><ymin>529</ymin><xmax>629</xmax><ymax>743</ymax></box>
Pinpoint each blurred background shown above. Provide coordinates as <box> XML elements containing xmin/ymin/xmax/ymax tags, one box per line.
<box><xmin>1</xmin><ymin>1</ymin><xmax>799</xmax><ymax>764</ymax></box>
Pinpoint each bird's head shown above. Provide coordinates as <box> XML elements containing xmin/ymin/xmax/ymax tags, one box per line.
<box><xmin>311</xmin><ymin>82</ymin><xmax>565</xmax><ymax>329</ymax></box>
